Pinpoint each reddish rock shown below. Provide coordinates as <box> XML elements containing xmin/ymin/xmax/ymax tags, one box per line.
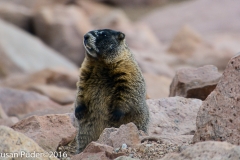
<box><xmin>0</xmin><ymin>19</ymin><xmax>77</xmax><ymax>78</ymax></box>
<box><xmin>77</xmin><ymin>0</ymin><xmax>131</xmax><ymax>30</ymax></box>
<box><xmin>12</xmin><ymin>114</ymin><xmax>77</xmax><ymax>152</ymax></box>
<box><xmin>0</xmin><ymin>2</ymin><xmax>32</xmax><ymax>30</ymax></box>
<box><xmin>0</xmin><ymin>87</ymin><xmax>62</xmax><ymax>117</ymax></box>
<box><xmin>34</xmin><ymin>5</ymin><xmax>93</xmax><ymax>65</ymax></box>
<box><xmin>147</xmin><ymin>97</ymin><xmax>202</xmax><ymax>145</ymax></box>
<box><xmin>168</xmin><ymin>25</ymin><xmax>202</xmax><ymax>56</ymax></box>
<box><xmin>142</xmin><ymin>0</ymin><xmax>240</xmax><ymax>42</ymax></box>
<box><xmin>193</xmin><ymin>55</ymin><xmax>240</xmax><ymax>145</ymax></box>
<box><xmin>161</xmin><ymin>141</ymin><xmax>240</xmax><ymax>160</ymax></box>
<box><xmin>28</xmin><ymin>84</ymin><xmax>76</xmax><ymax>105</ymax></box>
<box><xmin>97</xmin><ymin>128</ymin><xmax>118</xmax><ymax>147</ymax></box>
<box><xmin>0</xmin><ymin>126</ymin><xmax>58</xmax><ymax>160</ymax></box>
<box><xmin>144</xmin><ymin>73</ymin><xmax>172</xmax><ymax>99</ymax></box>
<box><xmin>109</xmin><ymin>123</ymin><xmax>141</xmax><ymax>148</ymax></box>
<box><xmin>169</xmin><ymin>65</ymin><xmax>222</xmax><ymax>100</ymax></box>
<box><xmin>71</xmin><ymin>142</ymin><xmax>124</xmax><ymax>160</ymax></box>
<box><xmin>0</xmin><ymin>67</ymin><xmax>78</xmax><ymax>90</ymax></box>
<box><xmin>97</xmin><ymin>123</ymin><xmax>142</xmax><ymax>149</ymax></box>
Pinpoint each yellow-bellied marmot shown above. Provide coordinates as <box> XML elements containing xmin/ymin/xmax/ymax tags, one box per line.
<box><xmin>74</xmin><ymin>29</ymin><xmax>149</xmax><ymax>153</ymax></box>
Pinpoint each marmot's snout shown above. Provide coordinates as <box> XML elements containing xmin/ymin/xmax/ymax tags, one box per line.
<box><xmin>83</xmin><ymin>32</ymin><xmax>98</xmax><ymax>58</ymax></box>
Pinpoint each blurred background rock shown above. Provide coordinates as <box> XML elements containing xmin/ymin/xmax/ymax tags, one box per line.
<box><xmin>0</xmin><ymin>0</ymin><xmax>239</xmax><ymax>100</ymax></box>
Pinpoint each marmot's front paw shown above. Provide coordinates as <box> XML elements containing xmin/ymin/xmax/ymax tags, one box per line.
<box><xmin>75</xmin><ymin>104</ymin><xmax>87</xmax><ymax>120</ymax></box>
<box><xmin>111</xmin><ymin>109</ymin><xmax>125</xmax><ymax>122</ymax></box>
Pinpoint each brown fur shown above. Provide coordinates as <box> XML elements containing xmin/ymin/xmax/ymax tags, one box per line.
<box><xmin>74</xmin><ymin>29</ymin><xmax>149</xmax><ymax>153</ymax></box>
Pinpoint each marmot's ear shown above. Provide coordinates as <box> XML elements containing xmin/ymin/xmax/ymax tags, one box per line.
<box><xmin>117</xmin><ymin>32</ymin><xmax>125</xmax><ymax>41</ymax></box>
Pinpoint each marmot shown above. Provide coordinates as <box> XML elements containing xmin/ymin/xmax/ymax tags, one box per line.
<box><xmin>74</xmin><ymin>29</ymin><xmax>149</xmax><ymax>153</ymax></box>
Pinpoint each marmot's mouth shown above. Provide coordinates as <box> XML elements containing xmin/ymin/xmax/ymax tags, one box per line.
<box><xmin>83</xmin><ymin>41</ymin><xmax>98</xmax><ymax>58</ymax></box>
<box><xmin>85</xmin><ymin>44</ymin><xmax>92</xmax><ymax>50</ymax></box>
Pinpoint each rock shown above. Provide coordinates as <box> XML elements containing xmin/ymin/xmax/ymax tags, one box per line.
<box><xmin>147</xmin><ymin>97</ymin><xmax>202</xmax><ymax>144</ymax></box>
<box><xmin>97</xmin><ymin>123</ymin><xmax>141</xmax><ymax>149</ymax></box>
<box><xmin>28</xmin><ymin>84</ymin><xmax>76</xmax><ymax>105</ymax></box>
<box><xmin>97</xmin><ymin>128</ymin><xmax>118</xmax><ymax>147</ymax></box>
<box><xmin>0</xmin><ymin>67</ymin><xmax>79</xmax><ymax>90</ymax></box>
<box><xmin>193</xmin><ymin>55</ymin><xmax>240</xmax><ymax>145</ymax></box>
<box><xmin>0</xmin><ymin>19</ymin><xmax>77</xmax><ymax>78</ymax></box>
<box><xmin>77</xmin><ymin>0</ymin><xmax>131</xmax><ymax>30</ymax></box>
<box><xmin>34</xmin><ymin>5</ymin><xmax>93</xmax><ymax>65</ymax></box>
<box><xmin>161</xmin><ymin>141</ymin><xmax>240</xmax><ymax>160</ymax></box>
<box><xmin>109</xmin><ymin>123</ymin><xmax>141</xmax><ymax>148</ymax></box>
<box><xmin>141</xmin><ymin>0</ymin><xmax>240</xmax><ymax>42</ymax></box>
<box><xmin>0</xmin><ymin>87</ymin><xmax>62</xmax><ymax>118</ymax></box>
<box><xmin>21</xmin><ymin>106</ymin><xmax>74</xmax><ymax>122</ymax></box>
<box><xmin>12</xmin><ymin>114</ymin><xmax>77</xmax><ymax>152</ymax></box>
<box><xmin>144</xmin><ymin>73</ymin><xmax>172</xmax><ymax>99</ymax></box>
<box><xmin>0</xmin><ymin>116</ymin><xmax>19</xmax><ymax>127</ymax></box>
<box><xmin>0</xmin><ymin>125</ymin><xmax>58</xmax><ymax>160</ymax></box>
<box><xmin>168</xmin><ymin>25</ymin><xmax>202</xmax><ymax>56</ymax></box>
<box><xmin>169</xmin><ymin>65</ymin><xmax>222</xmax><ymax>100</ymax></box>
<box><xmin>0</xmin><ymin>2</ymin><xmax>32</xmax><ymax>30</ymax></box>
<box><xmin>71</xmin><ymin>142</ymin><xmax>124</xmax><ymax>160</ymax></box>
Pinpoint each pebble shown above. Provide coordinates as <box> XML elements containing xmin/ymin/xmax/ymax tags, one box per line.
<box><xmin>122</xmin><ymin>143</ymin><xmax>128</xmax><ymax>149</ymax></box>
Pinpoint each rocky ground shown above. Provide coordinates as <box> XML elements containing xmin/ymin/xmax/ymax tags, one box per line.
<box><xmin>0</xmin><ymin>0</ymin><xmax>240</xmax><ymax>160</ymax></box>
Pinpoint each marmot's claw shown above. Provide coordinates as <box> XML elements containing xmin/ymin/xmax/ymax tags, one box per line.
<box><xmin>75</xmin><ymin>104</ymin><xmax>86</xmax><ymax>120</ymax></box>
<box><xmin>111</xmin><ymin>109</ymin><xmax>124</xmax><ymax>122</ymax></box>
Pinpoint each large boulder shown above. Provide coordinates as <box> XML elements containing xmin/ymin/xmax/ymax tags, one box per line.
<box><xmin>0</xmin><ymin>87</ymin><xmax>62</xmax><ymax>118</ymax></box>
<box><xmin>12</xmin><ymin>114</ymin><xmax>77</xmax><ymax>152</ymax></box>
<box><xmin>169</xmin><ymin>65</ymin><xmax>222</xmax><ymax>100</ymax></box>
<box><xmin>161</xmin><ymin>141</ymin><xmax>240</xmax><ymax>160</ymax></box>
<box><xmin>193</xmin><ymin>54</ymin><xmax>240</xmax><ymax>145</ymax></box>
<box><xmin>34</xmin><ymin>5</ymin><xmax>93</xmax><ymax>65</ymax></box>
<box><xmin>0</xmin><ymin>125</ymin><xmax>58</xmax><ymax>160</ymax></box>
<box><xmin>148</xmin><ymin>97</ymin><xmax>202</xmax><ymax>136</ymax></box>
<box><xmin>0</xmin><ymin>19</ymin><xmax>77</xmax><ymax>78</ymax></box>
<box><xmin>148</xmin><ymin>97</ymin><xmax>202</xmax><ymax>144</ymax></box>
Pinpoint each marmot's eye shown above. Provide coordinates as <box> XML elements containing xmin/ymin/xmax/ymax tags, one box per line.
<box><xmin>117</xmin><ymin>32</ymin><xmax>125</xmax><ymax>41</ymax></box>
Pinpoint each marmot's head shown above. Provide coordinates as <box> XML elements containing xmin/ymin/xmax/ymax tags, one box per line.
<box><xmin>83</xmin><ymin>29</ymin><xmax>127</xmax><ymax>61</ymax></box>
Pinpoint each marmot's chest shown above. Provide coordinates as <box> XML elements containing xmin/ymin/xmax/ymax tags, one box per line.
<box><xmin>81</xmin><ymin>73</ymin><xmax>114</xmax><ymax>108</ymax></box>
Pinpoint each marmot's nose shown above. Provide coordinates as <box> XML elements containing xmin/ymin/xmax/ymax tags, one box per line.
<box><xmin>84</xmin><ymin>34</ymin><xmax>90</xmax><ymax>41</ymax></box>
